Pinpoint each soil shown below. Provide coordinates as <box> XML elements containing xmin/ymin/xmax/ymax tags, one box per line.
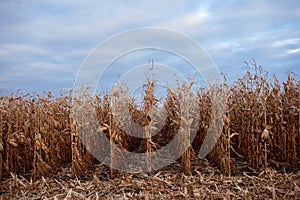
<box><xmin>1</xmin><ymin>158</ymin><xmax>299</xmax><ymax>199</ymax></box>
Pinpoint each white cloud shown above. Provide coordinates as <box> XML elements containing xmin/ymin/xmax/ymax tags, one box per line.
<box><xmin>0</xmin><ymin>43</ymin><xmax>51</xmax><ymax>56</ymax></box>
<box><xmin>286</xmin><ymin>48</ymin><xmax>300</xmax><ymax>55</ymax></box>
<box><xmin>209</xmin><ymin>42</ymin><xmax>236</xmax><ymax>51</ymax></box>
<box><xmin>164</xmin><ymin>12</ymin><xmax>209</xmax><ymax>29</ymax></box>
<box><xmin>272</xmin><ymin>39</ymin><xmax>300</xmax><ymax>48</ymax></box>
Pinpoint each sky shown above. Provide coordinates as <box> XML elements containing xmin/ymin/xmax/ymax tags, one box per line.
<box><xmin>0</xmin><ymin>0</ymin><xmax>299</xmax><ymax>95</ymax></box>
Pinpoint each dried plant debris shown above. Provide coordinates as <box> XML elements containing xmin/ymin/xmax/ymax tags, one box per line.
<box><xmin>1</xmin><ymin>162</ymin><xmax>300</xmax><ymax>199</ymax></box>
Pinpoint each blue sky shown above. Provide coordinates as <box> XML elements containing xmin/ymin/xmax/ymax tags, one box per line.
<box><xmin>0</xmin><ymin>0</ymin><xmax>299</xmax><ymax>94</ymax></box>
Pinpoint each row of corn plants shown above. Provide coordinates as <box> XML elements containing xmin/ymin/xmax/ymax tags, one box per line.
<box><xmin>0</xmin><ymin>65</ymin><xmax>299</xmax><ymax>180</ymax></box>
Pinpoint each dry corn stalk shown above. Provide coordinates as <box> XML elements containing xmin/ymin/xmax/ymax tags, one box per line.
<box><xmin>0</xmin><ymin>62</ymin><xmax>299</xmax><ymax>180</ymax></box>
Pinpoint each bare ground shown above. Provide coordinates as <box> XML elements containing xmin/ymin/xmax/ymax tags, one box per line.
<box><xmin>1</xmin><ymin>158</ymin><xmax>300</xmax><ymax>200</ymax></box>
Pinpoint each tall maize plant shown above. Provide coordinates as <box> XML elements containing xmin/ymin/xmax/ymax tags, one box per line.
<box><xmin>0</xmin><ymin>64</ymin><xmax>299</xmax><ymax>181</ymax></box>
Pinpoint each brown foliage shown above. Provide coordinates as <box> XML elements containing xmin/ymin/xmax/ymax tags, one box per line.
<box><xmin>0</xmin><ymin>65</ymin><xmax>299</xmax><ymax>181</ymax></box>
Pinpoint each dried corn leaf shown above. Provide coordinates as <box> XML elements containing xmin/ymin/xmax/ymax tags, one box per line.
<box><xmin>9</xmin><ymin>139</ymin><xmax>18</xmax><ymax>148</ymax></box>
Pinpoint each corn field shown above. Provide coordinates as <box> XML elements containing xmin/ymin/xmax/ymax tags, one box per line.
<box><xmin>0</xmin><ymin>64</ymin><xmax>299</xmax><ymax>198</ymax></box>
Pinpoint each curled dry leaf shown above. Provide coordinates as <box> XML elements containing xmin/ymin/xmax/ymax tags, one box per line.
<box><xmin>265</xmin><ymin>125</ymin><xmax>273</xmax><ymax>130</ymax></box>
<box><xmin>261</xmin><ymin>129</ymin><xmax>270</xmax><ymax>141</ymax></box>
<box><xmin>230</xmin><ymin>132</ymin><xmax>239</xmax><ymax>138</ymax></box>
<box><xmin>0</xmin><ymin>142</ymin><xmax>3</xmax><ymax>152</ymax></box>
<box><xmin>97</xmin><ymin>126</ymin><xmax>108</xmax><ymax>133</ymax></box>
<box><xmin>224</xmin><ymin>115</ymin><xmax>230</xmax><ymax>125</ymax></box>
<box><xmin>150</xmin><ymin>126</ymin><xmax>158</xmax><ymax>131</ymax></box>
<box><xmin>35</xmin><ymin>140</ymin><xmax>41</xmax><ymax>150</ymax></box>
<box><xmin>9</xmin><ymin>139</ymin><xmax>18</xmax><ymax>148</ymax></box>
<box><xmin>188</xmin><ymin>118</ymin><xmax>193</xmax><ymax>125</ymax></box>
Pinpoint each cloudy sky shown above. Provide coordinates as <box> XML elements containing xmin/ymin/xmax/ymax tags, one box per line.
<box><xmin>0</xmin><ymin>0</ymin><xmax>299</xmax><ymax>94</ymax></box>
